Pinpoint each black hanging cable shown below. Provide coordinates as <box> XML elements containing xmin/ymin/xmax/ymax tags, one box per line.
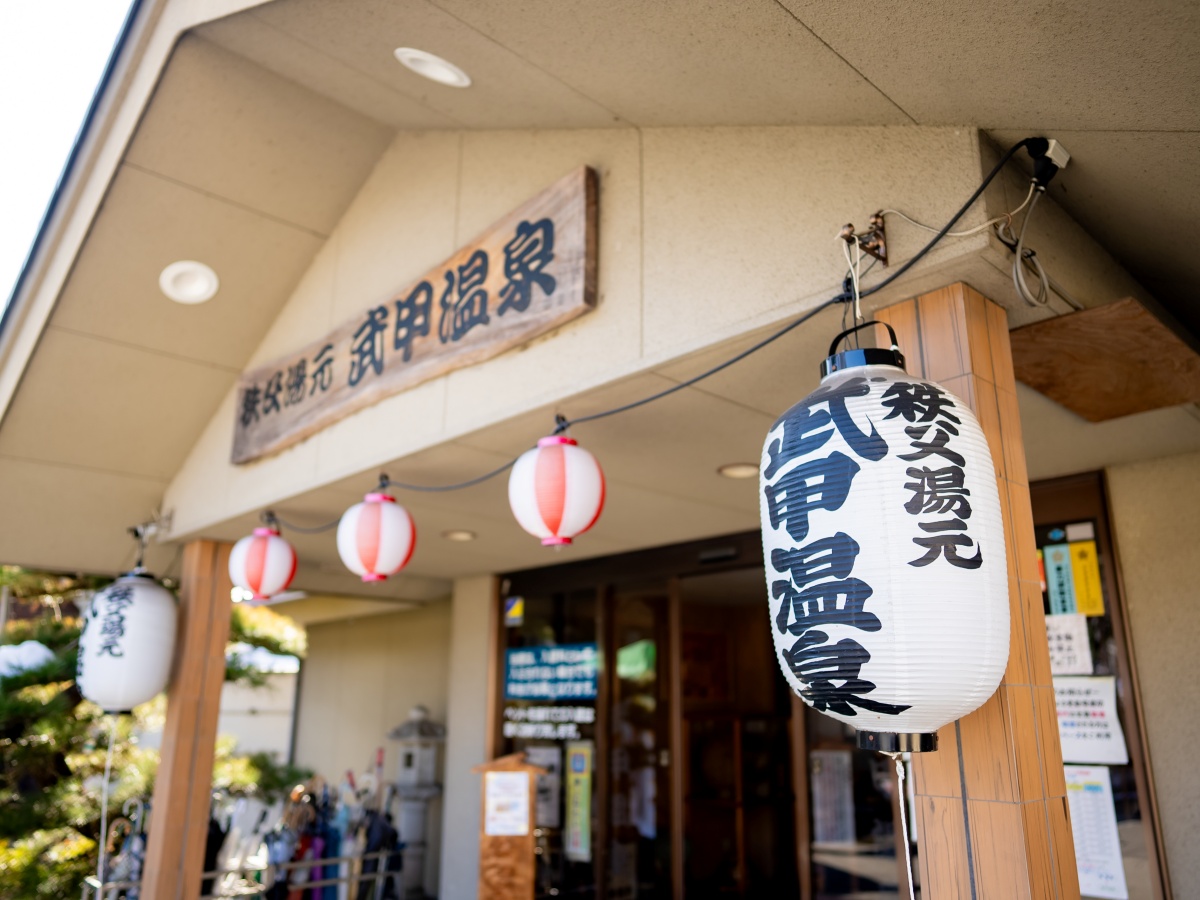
<box><xmin>256</xmin><ymin>137</ymin><xmax>1044</xmax><ymax>528</ymax></box>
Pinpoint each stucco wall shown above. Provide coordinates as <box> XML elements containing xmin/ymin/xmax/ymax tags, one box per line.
<box><xmin>293</xmin><ymin>601</ymin><xmax>451</xmax><ymax>895</ymax></box>
<box><xmin>1106</xmin><ymin>449</ymin><xmax>1200</xmax><ymax>896</ymax></box>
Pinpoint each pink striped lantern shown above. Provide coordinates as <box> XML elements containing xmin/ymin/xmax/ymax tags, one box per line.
<box><xmin>508</xmin><ymin>435</ymin><xmax>606</xmax><ymax>546</ymax></box>
<box><xmin>228</xmin><ymin>527</ymin><xmax>297</xmax><ymax>601</ymax></box>
<box><xmin>337</xmin><ymin>492</ymin><xmax>416</xmax><ymax>582</ymax></box>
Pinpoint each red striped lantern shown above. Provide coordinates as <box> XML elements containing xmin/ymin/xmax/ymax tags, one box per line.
<box><xmin>508</xmin><ymin>435</ymin><xmax>605</xmax><ymax>546</ymax></box>
<box><xmin>337</xmin><ymin>492</ymin><xmax>416</xmax><ymax>582</ymax></box>
<box><xmin>228</xmin><ymin>527</ymin><xmax>297</xmax><ymax>601</ymax></box>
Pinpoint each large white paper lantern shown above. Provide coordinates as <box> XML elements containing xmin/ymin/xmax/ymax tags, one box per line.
<box><xmin>229</xmin><ymin>527</ymin><xmax>297</xmax><ymax>601</ymax></box>
<box><xmin>77</xmin><ymin>572</ymin><xmax>178</xmax><ymax>713</ymax></box>
<box><xmin>759</xmin><ymin>323</ymin><xmax>1008</xmax><ymax>752</ymax></box>
<box><xmin>337</xmin><ymin>492</ymin><xmax>417</xmax><ymax>582</ymax></box>
<box><xmin>508</xmin><ymin>435</ymin><xmax>605</xmax><ymax>546</ymax></box>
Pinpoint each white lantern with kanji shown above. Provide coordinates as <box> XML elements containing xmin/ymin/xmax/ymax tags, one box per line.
<box><xmin>759</xmin><ymin>323</ymin><xmax>1008</xmax><ymax>753</ymax></box>
<box><xmin>228</xmin><ymin>527</ymin><xmax>297</xmax><ymax>601</ymax></box>
<box><xmin>508</xmin><ymin>435</ymin><xmax>605</xmax><ymax>546</ymax></box>
<box><xmin>337</xmin><ymin>492</ymin><xmax>417</xmax><ymax>582</ymax></box>
<box><xmin>77</xmin><ymin>572</ymin><xmax>178</xmax><ymax>713</ymax></box>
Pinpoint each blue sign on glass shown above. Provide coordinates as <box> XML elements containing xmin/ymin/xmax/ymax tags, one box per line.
<box><xmin>505</xmin><ymin>643</ymin><xmax>598</xmax><ymax>701</ymax></box>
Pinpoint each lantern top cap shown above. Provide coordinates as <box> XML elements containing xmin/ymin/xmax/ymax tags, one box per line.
<box><xmin>118</xmin><ymin>569</ymin><xmax>157</xmax><ymax>581</ymax></box>
<box><xmin>538</xmin><ymin>435</ymin><xmax>577</xmax><ymax>447</ymax></box>
<box><xmin>252</xmin><ymin>526</ymin><xmax>280</xmax><ymax>537</ymax></box>
<box><xmin>820</xmin><ymin>320</ymin><xmax>906</xmax><ymax>378</ymax></box>
<box><xmin>364</xmin><ymin>492</ymin><xmax>396</xmax><ymax>503</ymax></box>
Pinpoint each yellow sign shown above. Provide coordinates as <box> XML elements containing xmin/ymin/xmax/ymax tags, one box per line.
<box><xmin>1069</xmin><ymin>540</ymin><xmax>1105</xmax><ymax>616</ymax></box>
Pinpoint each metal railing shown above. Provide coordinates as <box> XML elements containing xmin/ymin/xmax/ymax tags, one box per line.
<box><xmin>81</xmin><ymin>849</ymin><xmax>400</xmax><ymax>900</ymax></box>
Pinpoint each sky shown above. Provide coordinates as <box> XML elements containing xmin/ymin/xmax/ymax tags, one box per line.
<box><xmin>0</xmin><ymin>0</ymin><xmax>134</xmax><ymax>310</ymax></box>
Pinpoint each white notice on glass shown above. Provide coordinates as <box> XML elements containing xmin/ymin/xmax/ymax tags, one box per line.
<box><xmin>1046</xmin><ymin>613</ymin><xmax>1094</xmax><ymax>675</ymax></box>
<box><xmin>1065</xmin><ymin>766</ymin><xmax>1129</xmax><ymax>900</ymax></box>
<box><xmin>1054</xmin><ymin>676</ymin><xmax>1129</xmax><ymax>765</ymax></box>
<box><xmin>525</xmin><ymin>745</ymin><xmax>563</xmax><ymax>828</ymax></box>
<box><xmin>484</xmin><ymin>771</ymin><xmax>530</xmax><ymax>836</ymax></box>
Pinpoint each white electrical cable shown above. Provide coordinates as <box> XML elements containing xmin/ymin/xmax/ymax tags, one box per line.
<box><xmin>97</xmin><ymin>715</ymin><xmax>118</xmax><ymax>887</ymax></box>
<box><xmin>1011</xmin><ymin>191</ymin><xmax>1054</xmax><ymax>308</ymax></box>
<box><xmin>880</xmin><ymin>181</ymin><xmax>1036</xmax><ymax>238</ymax></box>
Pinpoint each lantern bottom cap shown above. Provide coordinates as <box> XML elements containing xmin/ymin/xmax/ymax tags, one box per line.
<box><xmin>362</xmin><ymin>573</ymin><xmax>388</xmax><ymax>582</ymax></box>
<box><xmin>541</xmin><ymin>536</ymin><xmax>572</xmax><ymax>546</ymax></box>
<box><xmin>857</xmin><ymin>730</ymin><xmax>938</xmax><ymax>753</ymax></box>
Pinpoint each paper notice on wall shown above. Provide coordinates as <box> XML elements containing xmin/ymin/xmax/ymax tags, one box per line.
<box><xmin>1054</xmin><ymin>676</ymin><xmax>1129</xmax><ymax>765</ymax></box>
<box><xmin>1044</xmin><ymin>544</ymin><xmax>1077</xmax><ymax>614</ymax></box>
<box><xmin>810</xmin><ymin>749</ymin><xmax>856</xmax><ymax>846</ymax></box>
<box><xmin>1069</xmin><ymin>540</ymin><xmax>1106</xmax><ymax>616</ymax></box>
<box><xmin>1065</xmin><ymin>766</ymin><xmax>1129</xmax><ymax>900</ymax></box>
<box><xmin>525</xmin><ymin>744</ymin><xmax>562</xmax><ymax>828</ymax></box>
<box><xmin>1046</xmin><ymin>613</ymin><xmax>1094</xmax><ymax>675</ymax></box>
<box><xmin>564</xmin><ymin>741</ymin><xmax>593</xmax><ymax>862</ymax></box>
<box><xmin>484</xmin><ymin>771</ymin><xmax>530</xmax><ymax>836</ymax></box>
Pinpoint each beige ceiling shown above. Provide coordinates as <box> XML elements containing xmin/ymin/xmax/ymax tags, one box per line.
<box><xmin>3</xmin><ymin>0</ymin><xmax>1198</xmax><ymax>585</ymax></box>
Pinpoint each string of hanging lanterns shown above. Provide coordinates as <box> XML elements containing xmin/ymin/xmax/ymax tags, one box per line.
<box><xmin>220</xmin><ymin>136</ymin><xmax>1056</xmax><ymax>602</ymax></box>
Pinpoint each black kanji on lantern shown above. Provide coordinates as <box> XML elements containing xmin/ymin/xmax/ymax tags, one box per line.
<box><xmin>783</xmin><ymin>635</ymin><xmax>910</xmax><ymax>717</ymax></box>
<box><xmin>498</xmin><ymin>218</ymin><xmax>556</xmax><ymax>316</ymax></box>
<box><xmin>438</xmin><ymin>250</ymin><xmax>490</xmax><ymax>343</ymax></box>
<box><xmin>763</xmin><ymin>451</ymin><xmax>860</xmax><ymax>543</ymax></box>
<box><xmin>764</xmin><ymin>376</ymin><xmax>888</xmax><ymax>478</ymax></box>
<box><xmin>393</xmin><ymin>281</ymin><xmax>433</xmax><ymax>362</ymax></box>
<box><xmin>903</xmin><ymin>465</ymin><xmax>973</xmax><ymax>518</ymax></box>
<box><xmin>349</xmin><ymin>306</ymin><xmax>389</xmax><ymax>387</ymax></box>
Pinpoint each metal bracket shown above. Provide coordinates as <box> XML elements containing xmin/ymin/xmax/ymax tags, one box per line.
<box><xmin>839</xmin><ymin>211</ymin><xmax>888</xmax><ymax>266</ymax></box>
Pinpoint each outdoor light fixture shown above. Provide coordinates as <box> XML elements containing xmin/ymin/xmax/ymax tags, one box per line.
<box><xmin>717</xmin><ymin>462</ymin><xmax>759</xmax><ymax>479</ymax></box>
<box><xmin>229</xmin><ymin>525</ymin><xmax>298</xmax><ymax>601</ymax></box>
<box><xmin>159</xmin><ymin>260</ymin><xmax>219</xmax><ymax>304</ymax></box>
<box><xmin>393</xmin><ymin>47</ymin><xmax>471</xmax><ymax>87</ymax></box>
<box><xmin>509</xmin><ymin>435</ymin><xmax>605</xmax><ymax>546</ymax></box>
<box><xmin>441</xmin><ymin>529</ymin><xmax>477</xmax><ymax>542</ymax></box>
<box><xmin>337</xmin><ymin>491</ymin><xmax>417</xmax><ymax>582</ymax></box>
<box><xmin>759</xmin><ymin>321</ymin><xmax>1009</xmax><ymax>753</ymax></box>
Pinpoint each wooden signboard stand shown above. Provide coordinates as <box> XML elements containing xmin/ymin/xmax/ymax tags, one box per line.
<box><xmin>472</xmin><ymin>753</ymin><xmax>546</xmax><ymax>900</ymax></box>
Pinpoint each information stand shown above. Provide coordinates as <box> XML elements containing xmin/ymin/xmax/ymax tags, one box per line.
<box><xmin>472</xmin><ymin>752</ymin><xmax>546</xmax><ymax>900</ymax></box>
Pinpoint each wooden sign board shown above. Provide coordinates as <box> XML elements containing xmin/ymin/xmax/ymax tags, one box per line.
<box><xmin>231</xmin><ymin>167</ymin><xmax>598</xmax><ymax>464</ymax></box>
<box><xmin>472</xmin><ymin>753</ymin><xmax>546</xmax><ymax>900</ymax></box>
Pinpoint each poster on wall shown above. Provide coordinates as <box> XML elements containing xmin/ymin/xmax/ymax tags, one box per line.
<box><xmin>564</xmin><ymin>741</ymin><xmax>593</xmax><ymax>862</ymax></box>
<box><xmin>1064</xmin><ymin>766</ymin><xmax>1129</xmax><ymax>900</ymax></box>
<box><xmin>1054</xmin><ymin>676</ymin><xmax>1129</xmax><ymax>765</ymax></box>
<box><xmin>525</xmin><ymin>745</ymin><xmax>563</xmax><ymax>829</ymax></box>
<box><xmin>1045</xmin><ymin>613</ymin><xmax>1094</xmax><ymax>676</ymax></box>
<box><xmin>809</xmin><ymin>749</ymin><xmax>856</xmax><ymax>846</ymax></box>
<box><xmin>484</xmin><ymin>771</ymin><xmax>531</xmax><ymax>837</ymax></box>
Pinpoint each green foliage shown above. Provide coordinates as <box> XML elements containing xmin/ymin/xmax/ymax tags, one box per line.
<box><xmin>0</xmin><ymin>567</ymin><xmax>308</xmax><ymax>898</ymax></box>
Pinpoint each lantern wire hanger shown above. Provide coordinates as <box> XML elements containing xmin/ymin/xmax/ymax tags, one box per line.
<box><xmin>258</xmin><ymin>136</ymin><xmax>1061</xmax><ymax>533</ymax></box>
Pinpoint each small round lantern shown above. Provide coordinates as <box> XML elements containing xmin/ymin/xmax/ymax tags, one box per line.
<box><xmin>759</xmin><ymin>321</ymin><xmax>1008</xmax><ymax>752</ymax></box>
<box><xmin>229</xmin><ymin>526</ymin><xmax>297</xmax><ymax>601</ymax></box>
<box><xmin>77</xmin><ymin>571</ymin><xmax>178</xmax><ymax>713</ymax></box>
<box><xmin>337</xmin><ymin>492</ymin><xmax>417</xmax><ymax>582</ymax></box>
<box><xmin>508</xmin><ymin>435</ymin><xmax>605</xmax><ymax>546</ymax></box>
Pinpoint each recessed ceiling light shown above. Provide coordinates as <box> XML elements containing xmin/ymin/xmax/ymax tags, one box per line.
<box><xmin>442</xmin><ymin>529</ymin><xmax>477</xmax><ymax>542</ymax></box>
<box><xmin>159</xmin><ymin>260</ymin><xmax>219</xmax><ymax>304</ymax></box>
<box><xmin>717</xmin><ymin>463</ymin><xmax>759</xmax><ymax>480</ymax></box>
<box><xmin>393</xmin><ymin>47</ymin><xmax>471</xmax><ymax>88</ymax></box>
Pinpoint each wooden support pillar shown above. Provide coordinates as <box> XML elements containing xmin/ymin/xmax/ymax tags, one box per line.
<box><xmin>876</xmin><ymin>284</ymin><xmax>1079</xmax><ymax>900</ymax></box>
<box><xmin>141</xmin><ymin>540</ymin><xmax>234</xmax><ymax>900</ymax></box>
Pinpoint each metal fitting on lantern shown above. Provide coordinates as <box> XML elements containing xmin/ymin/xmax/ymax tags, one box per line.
<box><xmin>819</xmin><ymin>320</ymin><xmax>906</xmax><ymax>378</ymax></box>
<box><xmin>857</xmin><ymin>730</ymin><xmax>938</xmax><ymax>754</ymax></box>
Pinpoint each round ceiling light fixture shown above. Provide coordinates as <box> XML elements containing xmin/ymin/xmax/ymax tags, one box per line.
<box><xmin>441</xmin><ymin>529</ymin><xmax>477</xmax><ymax>542</ymax></box>
<box><xmin>159</xmin><ymin>260</ymin><xmax>219</xmax><ymax>305</ymax></box>
<box><xmin>717</xmin><ymin>462</ymin><xmax>759</xmax><ymax>479</ymax></box>
<box><xmin>393</xmin><ymin>47</ymin><xmax>472</xmax><ymax>88</ymax></box>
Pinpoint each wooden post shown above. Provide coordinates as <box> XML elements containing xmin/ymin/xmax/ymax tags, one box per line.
<box><xmin>472</xmin><ymin>752</ymin><xmax>546</xmax><ymax>900</ymax></box>
<box><xmin>876</xmin><ymin>284</ymin><xmax>1079</xmax><ymax>899</ymax></box>
<box><xmin>141</xmin><ymin>540</ymin><xmax>234</xmax><ymax>900</ymax></box>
